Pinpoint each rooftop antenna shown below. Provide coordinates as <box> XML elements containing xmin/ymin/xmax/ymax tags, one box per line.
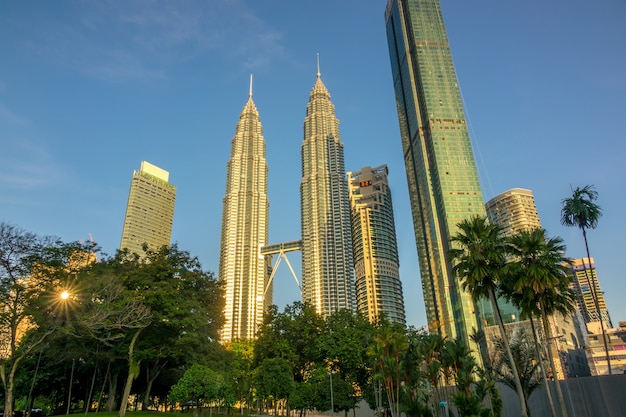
<box><xmin>249</xmin><ymin>73</ymin><xmax>253</xmax><ymax>97</ymax></box>
<box><xmin>316</xmin><ymin>53</ymin><xmax>321</xmax><ymax>78</ymax></box>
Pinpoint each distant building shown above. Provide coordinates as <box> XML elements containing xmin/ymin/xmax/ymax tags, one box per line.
<box><xmin>120</xmin><ymin>161</ymin><xmax>176</xmax><ymax>256</ymax></box>
<box><xmin>586</xmin><ymin>321</ymin><xmax>626</xmax><ymax>375</ymax></box>
<box><xmin>300</xmin><ymin>66</ymin><xmax>355</xmax><ymax>316</ymax></box>
<box><xmin>568</xmin><ymin>258</ymin><xmax>613</xmax><ymax>330</ymax></box>
<box><xmin>348</xmin><ymin>165</ymin><xmax>405</xmax><ymax>325</ymax></box>
<box><xmin>218</xmin><ymin>82</ymin><xmax>270</xmax><ymax>342</ymax></box>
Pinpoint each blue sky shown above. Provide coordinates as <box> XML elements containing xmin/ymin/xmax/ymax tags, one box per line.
<box><xmin>1</xmin><ymin>0</ymin><xmax>625</xmax><ymax>329</ymax></box>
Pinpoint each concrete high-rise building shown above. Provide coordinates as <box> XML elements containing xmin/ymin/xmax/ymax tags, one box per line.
<box><xmin>348</xmin><ymin>165</ymin><xmax>405</xmax><ymax>325</ymax></box>
<box><xmin>300</xmin><ymin>66</ymin><xmax>355</xmax><ymax>316</ymax></box>
<box><xmin>385</xmin><ymin>0</ymin><xmax>484</xmax><ymax>345</ymax></box>
<box><xmin>483</xmin><ymin>188</ymin><xmax>540</xmax><ymax>325</ymax></box>
<box><xmin>569</xmin><ymin>258</ymin><xmax>612</xmax><ymax>331</ymax></box>
<box><xmin>485</xmin><ymin>188</ymin><xmax>541</xmax><ymax>237</ymax></box>
<box><xmin>120</xmin><ymin>161</ymin><xmax>176</xmax><ymax>256</ymax></box>
<box><xmin>218</xmin><ymin>81</ymin><xmax>270</xmax><ymax>342</ymax></box>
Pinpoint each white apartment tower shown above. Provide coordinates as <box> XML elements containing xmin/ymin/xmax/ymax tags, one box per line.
<box><xmin>485</xmin><ymin>188</ymin><xmax>541</xmax><ymax>236</ymax></box>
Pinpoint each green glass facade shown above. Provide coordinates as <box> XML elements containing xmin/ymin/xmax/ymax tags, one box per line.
<box><xmin>385</xmin><ymin>0</ymin><xmax>485</xmax><ymax>346</ymax></box>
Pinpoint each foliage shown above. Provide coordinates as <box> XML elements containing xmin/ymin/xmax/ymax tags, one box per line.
<box><xmin>450</xmin><ymin>216</ymin><xmax>528</xmax><ymax>417</ymax></box>
<box><xmin>0</xmin><ymin>222</ymin><xmax>95</xmax><ymax>417</ymax></box>
<box><xmin>168</xmin><ymin>364</ymin><xmax>223</xmax><ymax>414</ymax></box>
<box><xmin>491</xmin><ymin>328</ymin><xmax>541</xmax><ymax>404</ymax></box>
<box><xmin>254</xmin><ymin>357</ymin><xmax>293</xmax><ymax>410</ymax></box>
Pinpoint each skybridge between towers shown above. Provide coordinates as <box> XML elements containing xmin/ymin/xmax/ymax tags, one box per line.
<box><xmin>261</xmin><ymin>240</ymin><xmax>302</xmax><ymax>297</ymax></box>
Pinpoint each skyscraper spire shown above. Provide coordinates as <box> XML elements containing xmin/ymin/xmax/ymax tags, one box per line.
<box><xmin>218</xmin><ymin>79</ymin><xmax>269</xmax><ymax>342</ymax></box>
<box><xmin>316</xmin><ymin>53</ymin><xmax>321</xmax><ymax>78</ymax></box>
<box><xmin>300</xmin><ymin>63</ymin><xmax>355</xmax><ymax>317</ymax></box>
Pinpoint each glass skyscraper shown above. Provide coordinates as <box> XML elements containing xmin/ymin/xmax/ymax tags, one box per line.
<box><xmin>300</xmin><ymin>68</ymin><xmax>355</xmax><ymax>316</ymax></box>
<box><xmin>385</xmin><ymin>0</ymin><xmax>485</xmax><ymax>345</ymax></box>
<box><xmin>348</xmin><ymin>165</ymin><xmax>405</xmax><ymax>324</ymax></box>
<box><xmin>218</xmin><ymin>82</ymin><xmax>270</xmax><ymax>342</ymax></box>
<box><xmin>120</xmin><ymin>161</ymin><xmax>176</xmax><ymax>257</ymax></box>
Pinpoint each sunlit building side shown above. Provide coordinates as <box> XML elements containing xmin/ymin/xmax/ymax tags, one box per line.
<box><xmin>300</xmin><ymin>68</ymin><xmax>355</xmax><ymax>316</ymax></box>
<box><xmin>348</xmin><ymin>165</ymin><xmax>405</xmax><ymax>325</ymax></box>
<box><xmin>218</xmin><ymin>83</ymin><xmax>270</xmax><ymax>342</ymax></box>
<box><xmin>120</xmin><ymin>161</ymin><xmax>176</xmax><ymax>256</ymax></box>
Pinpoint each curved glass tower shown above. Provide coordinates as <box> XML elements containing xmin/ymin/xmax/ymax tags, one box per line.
<box><xmin>218</xmin><ymin>81</ymin><xmax>270</xmax><ymax>342</ymax></box>
<box><xmin>300</xmin><ymin>68</ymin><xmax>355</xmax><ymax>316</ymax></box>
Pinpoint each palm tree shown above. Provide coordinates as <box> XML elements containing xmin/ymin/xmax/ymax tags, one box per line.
<box><xmin>504</xmin><ymin>229</ymin><xmax>577</xmax><ymax>417</ymax></box>
<box><xmin>450</xmin><ymin>216</ymin><xmax>529</xmax><ymax>417</ymax></box>
<box><xmin>560</xmin><ymin>185</ymin><xmax>611</xmax><ymax>374</ymax></box>
<box><xmin>492</xmin><ymin>328</ymin><xmax>542</xmax><ymax>416</ymax></box>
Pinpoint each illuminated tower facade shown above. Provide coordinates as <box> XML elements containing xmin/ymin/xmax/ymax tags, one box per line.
<box><xmin>218</xmin><ymin>81</ymin><xmax>270</xmax><ymax>342</ymax></box>
<box><xmin>120</xmin><ymin>161</ymin><xmax>176</xmax><ymax>256</ymax></box>
<box><xmin>348</xmin><ymin>165</ymin><xmax>405</xmax><ymax>324</ymax></box>
<box><xmin>385</xmin><ymin>0</ymin><xmax>485</xmax><ymax>344</ymax></box>
<box><xmin>300</xmin><ymin>67</ymin><xmax>355</xmax><ymax>316</ymax></box>
<box><xmin>485</xmin><ymin>188</ymin><xmax>541</xmax><ymax>237</ymax></box>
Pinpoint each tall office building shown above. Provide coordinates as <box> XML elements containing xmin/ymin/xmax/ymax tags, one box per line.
<box><xmin>300</xmin><ymin>66</ymin><xmax>355</xmax><ymax>316</ymax></box>
<box><xmin>218</xmin><ymin>81</ymin><xmax>270</xmax><ymax>342</ymax></box>
<box><xmin>120</xmin><ymin>161</ymin><xmax>176</xmax><ymax>256</ymax></box>
<box><xmin>348</xmin><ymin>165</ymin><xmax>405</xmax><ymax>325</ymax></box>
<box><xmin>569</xmin><ymin>258</ymin><xmax>612</xmax><ymax>331</ymax></box>
<box><xmin>485</xmin><ymin>188</ymin><xmax>541</xmax><ymax>237</ymax></box>
<box><xmin>385</xmin><ymin>0</ymin><xmax>485</xmax><ymax>344</ymax></box>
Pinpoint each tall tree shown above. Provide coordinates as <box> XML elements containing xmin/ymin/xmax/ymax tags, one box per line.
<box><xmin>0</xmin><ymin>222</ymin><xmax>93</xmax><ymax>417</ymax></box>
<box><xmin>560</xmin><ymin>184</ymin><xmax>611</xmax><ymax>374</ymax></box>
<box><xmin>106</xmin><ymin>244</ymin><xmax>224</xmax><ymax>417</ymax></box>
<box><xmin>449</xmin><ymin>216</ymin><xmax>528</xmax><ymax>417</ymax></box>
<box><xmin>366</xmin><ymin>323</ymin><xmax>407</xmax><ymax>417</ymax></box>
<box><xmin>504</xmin><ymin>229</ymin><xmax>577</xmax><ymax>417</ymax></box>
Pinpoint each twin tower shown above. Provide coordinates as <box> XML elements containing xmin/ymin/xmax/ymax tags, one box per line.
<box><xmin>218</xmin><ymin>70</ymin><xmax>405</xmax><ymax>342</ymax></box>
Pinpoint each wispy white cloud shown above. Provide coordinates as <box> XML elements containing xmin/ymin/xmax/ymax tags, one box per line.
<box><xmin>0</xmin><ymin>141</ymin><xmax>63</xmax><ymax>189</ymax></box>
<box><xmin>13</xmin><ymin>0</ymin><xmax>288</xmax><ymax>82</ymax></box>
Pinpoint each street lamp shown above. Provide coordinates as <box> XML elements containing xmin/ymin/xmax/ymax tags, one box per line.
<box><xmin>59</xmin><ymin>290</ymin><xmax>74</xmax><ymax>415</ymax></box>
<box><xmin>328</xmin><ymin>371</ymin><xmax>334</xmax><ymax>417</ymax></box>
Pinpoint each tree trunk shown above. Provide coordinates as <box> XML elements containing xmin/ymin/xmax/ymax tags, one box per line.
<box><xmin>66</xmin><ymin>359</ymin><xmax>76</xmax><ymax>415</ymax></box>
<box><xmin>107</xmin><ymin>367</ymin><xmax>118</xmax><ymax>412</ymax></box>
<box><xmin>530</xmin><ymin>317</ymin><xmax>556</xmax><ymax>417</ymax></box>
<box><xmin>142</xmin><ymin>359</ymin><xmax>167</xmax><ymax>411</ymax></box>
<box><xmin>540</xmin><ymin>304</ymin><xmax>568</xmax><ymax>417</ymax></box>
<box><xmin>118</xmin><ymin>328</ymin><xmax>144</xmax><ymax>417</ymax></box>
<box><xmin>85</xmin><ymin>359</ymin><xmax>99</xmax><ymax>416</ymax></box>
<box><xmin>489</xmin><ymin>289</ymin><xmax>528</xmax><ymax>417</ymax></box>
<box><xmin>580</xmin><ymin>232</ymin><xmax>612</xmax><ymax>375</ymax></box>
